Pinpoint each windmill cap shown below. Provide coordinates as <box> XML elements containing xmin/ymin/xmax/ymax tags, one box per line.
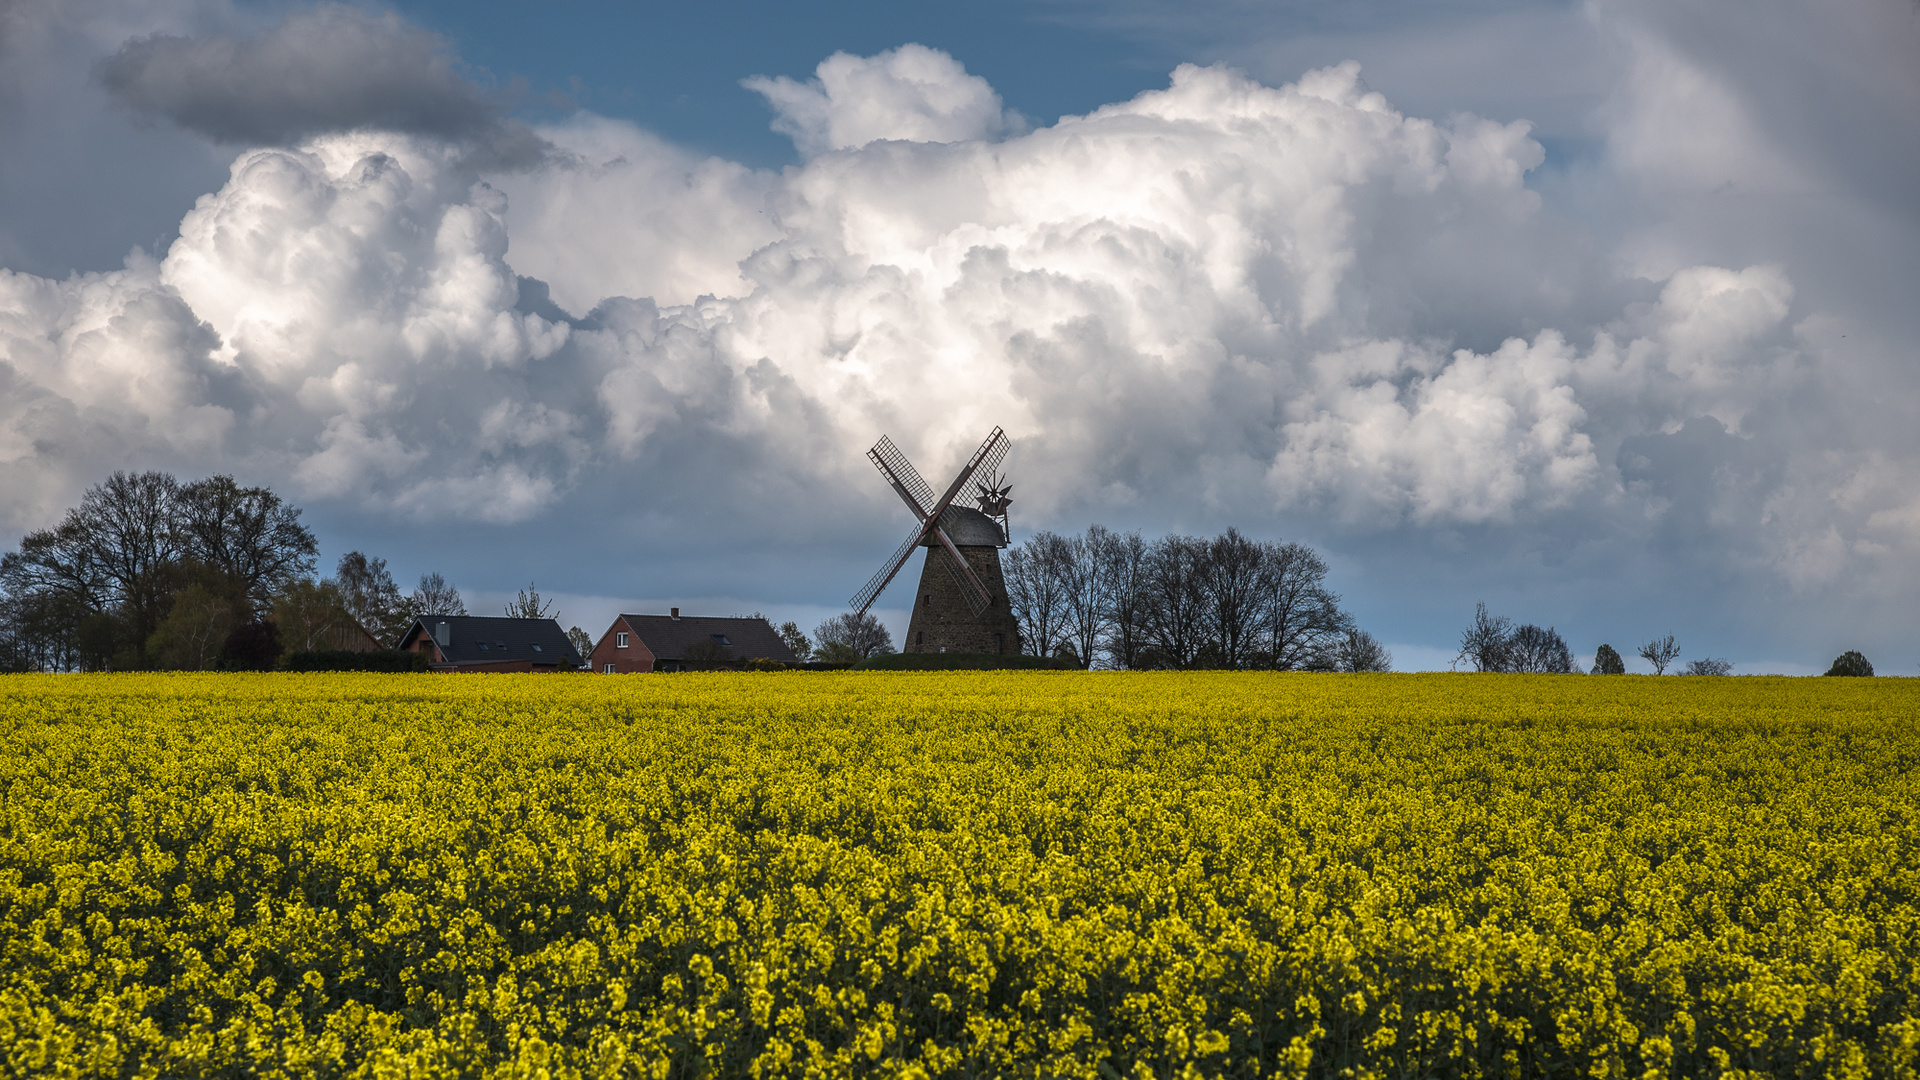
<box><xmin>922</xmin><ymin>506</ymin><xmax>1007</xmax><ymax>547</ymax></box>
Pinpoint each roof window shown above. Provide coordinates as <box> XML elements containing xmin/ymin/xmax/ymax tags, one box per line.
<box><xmin>711</xmin><ymin>634</ymin><xmax>731</xmax><ymax>645</ymax></box>
<box><xmin>531</xmin><ymin>643</ymin><xmax>542</xmax><ymax>652</ymax></box>
<box><xmin>478</xmin><ymin>642</ymin><xmax>489</xmax><ymax>651</ymax></box>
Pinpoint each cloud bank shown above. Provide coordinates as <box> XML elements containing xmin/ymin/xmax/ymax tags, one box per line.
<box><xmin>96</xmin><ymin>4</ymin><xmax>545</xmax><ymax>163</ymax></box>
<box><xmin>4</xmin><ymin>29</ymin><xmax>1917</xmax><ymax>661</ymax></box>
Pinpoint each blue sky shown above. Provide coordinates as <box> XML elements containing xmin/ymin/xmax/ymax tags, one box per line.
<box><xmin>1</xmin><ymin>0</ymin><xmax>1916</xmax><ymax>672</ymax></box>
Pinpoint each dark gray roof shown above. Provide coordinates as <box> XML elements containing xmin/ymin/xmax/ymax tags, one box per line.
<box><xmin>924</xmin><ymin>505</ymin><xmax>1007</xmax><ymax>547</ymax></box>
<box><xmin>619</xmin><ymin>614</ymin><xmax>799</xmax><ymax>663</ymax></box>
<box><xmin>405</xmin><ymin>616</ymin><xmax>582</xmax><ymax>666</ymax></box>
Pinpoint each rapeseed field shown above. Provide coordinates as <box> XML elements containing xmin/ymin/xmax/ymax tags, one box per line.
<box><xmin>1</xmin><ymin>671</ymin><xmax>1915</xmax><ymax>1079</ymax></box>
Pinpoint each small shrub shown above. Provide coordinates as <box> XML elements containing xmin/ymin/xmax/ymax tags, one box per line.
<box><xmin>1683</xmin><ymin>657</ymin><xmax>1734</xmax><ymax>676</ymax></box>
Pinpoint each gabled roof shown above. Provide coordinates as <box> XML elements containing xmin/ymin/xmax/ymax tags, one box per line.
<box><xmin>401</xmin><ymin>616</ymin><xmax>582</xmax><ymax>667</ymax></box>
<box><xmin>618</xmin><ymin>614</ymin><xmax>799</xmax><ymax>663</ymax></box>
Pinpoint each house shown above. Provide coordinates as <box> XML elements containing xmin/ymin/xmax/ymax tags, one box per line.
<box><xmin>589</xmin><ymin>608</ymin><xmax>799</xmax><ymax>672</ymax></box>
<box><xmin>395</xmin><ymin>616</ymin><xmax>583</xmax><ymax>672</ymax></box>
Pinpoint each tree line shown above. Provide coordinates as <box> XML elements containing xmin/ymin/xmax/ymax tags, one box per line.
<box><xmin>1000</xmin><ymin>526</ymin><xmax>1389</xmax><ymax>671</ymax></box>
<box><xmin>0</xmin><ymin>472</ymin><xmax>471</xmax><ymax>672</ymax></box>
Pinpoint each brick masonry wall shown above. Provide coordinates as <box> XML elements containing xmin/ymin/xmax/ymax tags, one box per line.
<box><xmin>588</xmin><ymin>618</ymin><xmax>658</xmax><ymax>673</ymax></box>
<box><xmin>903</xmin><ymin>545</ymin><xmax>1022</xmax><ymax>654</ymax></box>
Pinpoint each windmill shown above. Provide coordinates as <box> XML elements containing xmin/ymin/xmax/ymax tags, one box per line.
<box><xmin>851</xmin><ymin>426</ymin><xmax>1023</xmax><ymax>655</ymax></box>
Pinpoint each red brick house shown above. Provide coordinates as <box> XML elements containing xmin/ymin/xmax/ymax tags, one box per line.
<box><xmin>395</xmin><ymin>616</ymin><xmax>584</xmax><ymax>673</ymax></box>
<box><xmin>589</xmin><ymin>609</ymin><xmax>800</xmax><ymax>672</ymax></box>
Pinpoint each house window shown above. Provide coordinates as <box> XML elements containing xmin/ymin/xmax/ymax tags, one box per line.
<box><xmin>923</xmin><ymin>595</ymin><xmax>931</xmax><ymax>606</ymax></box>
<box><xmin>994</xmin><ymin>632</ymin><xmax>1004</xmax><ymax>654</ymax></box>
<box><xmin>711</xmin><ymin>634</ymin><xmax>731</xmax><ymax>645</ymax></box>
<box><xmin>917</xmin><ymin>631</ymin><xmax>924</xmax><ymax>645</ymax></box>
<box><xmin>604</xmin><ymin>663</ymin><xmax>615</xmax><ymax>674</ymax></box>
<box><xmin>616</xmin><ymin>632</ymin><xmax>628</xmax><ymax>648</ymax></box>
<box><xmin>531</xmin><ymin>643</ymin><xmax>542</xmax><ymax>652</ymax></box>
<box><xmin>479</xmin><ymin>642</ymin><xmax>489</xmax><ymax>651</ymax></box>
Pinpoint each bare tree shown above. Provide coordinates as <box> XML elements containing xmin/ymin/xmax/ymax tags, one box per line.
<box><xmin>1205</xmin><ymin>528</ymin><xmax>1270</xmax><ymax>669</ymax></box>
<box><xmin>411</xmin><ymin>572</ymin><xmax>466</xmax><ymax>617</ymax></box>
<box><xmin>814</xmin><ymin>611</ymin><xmax>894</xmax><ymax>659</ymax></box>
<box><xmin>505</xmin><ymin>582</ymin><xmax>557</xmax><ymax>621</ymax></box>
<box><xmin>1</xmin><ymin>471</ymin><xmax>186</xmax><ymax>661</ymax></box>
<box><xmin>1638</xmin><ymin>635</ymin><xmax>1681</xmax><ymax>675</ymax></box>
<box><xmin>1005</xmin><ymin>532</ymin><xmax>1071</xmax><ymax>659</ymax></box>
<box><xmin>1457</xmin><ymin>603</ymin><xmax>1515</xmax><ymax>672</ymax></box>
<box><xmin>177</xmin><ymin>475</ymin><xmax>318</xmax><ymax>616</ymax></box>
<box><xmin>1255</xmin><ymin>541</ymin><xmax>1350</xmax><ymax>671</ymax></box>
<box><xmin>1137</xmin><ymin>534</ymin><xmax>1211</xmax><ymax>668</ymax></box>
<box><xmin>1055</xmin><ymin>526</ymin><xmax>1118</xmax><ymax>669</ymax></box>
<box><xmin>1684</xmin><ymin>657</ymin><xmax>1733</xmax><ymax>676</ymax></box>
<box><xmin>1507</xmin><ymin>624</ymin><xmax>1574</xmax><ymax>674</ymax></box>
<box><xmin>1099</xmin><ymin>530</ymin><xmax>1150</xmax><ymax>669</ymax></box>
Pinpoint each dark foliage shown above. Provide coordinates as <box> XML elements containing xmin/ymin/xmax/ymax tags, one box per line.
<box><xmin>1591</xmin><ymin>644</ymin><xmax>1627</xmax><ymax>675</ymax></box>
<box><xmin>220</xmin><ymin>620</ymin><xmax>283</xmax><ymax>671</ymax></box>
<box><xmin>281</xmin><ymin>649</ymin><xmax>430</xmax><ymax>673</ymax></box>
<box><xmin>1684</xmin><ymin>657</ymin><xmax>1734</xmax><ymax>676</ymax></box>
<box><xmin>1825</xmin><ymin>651</ymin><xmax>1874</xmax><ymax>677</ymax></box>
<box><xmin>855</xmin><ymin>652</ymin><xmax>1074</xmax><ymax>671</ymax></box>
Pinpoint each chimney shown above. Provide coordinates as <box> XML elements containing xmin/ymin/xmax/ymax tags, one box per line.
<box><xmin>670</xmin><ymin>607</ymin><xmax>679</xmax><ymax>621</ymax></box>
<box><xmin>437</xmin><ymin>621</ymin><xmax>450</xmax><ymax>646</ymax></box>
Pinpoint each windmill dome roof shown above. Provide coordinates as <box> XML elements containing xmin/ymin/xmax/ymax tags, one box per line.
<box><xmin>922</xmin><ymin>505</ymin><xmax>1007</xmax><ymax>547</ymax></box>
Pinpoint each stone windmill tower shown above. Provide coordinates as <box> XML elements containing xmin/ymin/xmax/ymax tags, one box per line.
<box><xmin>850</xmin><ymin>427</ymin><xmax>1021</xmax><ymax>655</ymax></box>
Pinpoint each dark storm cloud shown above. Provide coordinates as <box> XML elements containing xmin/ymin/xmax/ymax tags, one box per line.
<box><xmin>97</xmin><ymin>4</ymin><xmax>519</xmax><ymax>148</ymax></box>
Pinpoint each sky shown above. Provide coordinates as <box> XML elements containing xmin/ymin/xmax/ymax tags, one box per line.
<box><xmin>1</xmin><ymin>0</ymin><xmax>1916</xmax><ymax>673</ymax></box>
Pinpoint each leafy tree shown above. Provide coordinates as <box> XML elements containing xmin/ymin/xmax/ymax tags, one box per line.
<box><xmin>410</xmin><ymin>572</ymin><xmax>466</xmax><ymax>617</ymax></box>
<box><xmin>815</xmin><ymin>611</ymin><xmax>894</xmax><ymax>660</ymax></box>
<box><xmin>146</xmin><ymin>584</ymin><xmax>239</xmax><ymax>670</ymax></box>
<box><xmin>1591</xmin><ymin>644</ymin><xmax>1626</xmax><ymax>675</ymax></box>
<box><xmin>335</xmin><ymin>552</ymin><xmax>406</xmax><ymax>644</ymax></box>
<box><xmin>1824</xmin><ymin>650</ymin><xmax>1874</xmax><ymax>677</ymax></box>
<box><xmin>220</xmin><ymin>619</ymin><xmax>283</xmax><ymax>671</ymax></box>
<box><xmin>1639</xmin><ymin>636</ymin><xmax>1681</xmax><ymax>675</ymax></box>
<box><xmin>0</xmin><ymin>471</ymin><xmax>316</xmax><ymax>666</ymax></box>
<box><xmin>776</xmin><ymin>620</ymin><xmax>812</xmax><ymax>662</ymax></box>
<box><xmin>814</xmin><ymin>639</ymin><xmax>860</xmax><ymax>665</ymax></box>
<box><xmin>272</xmin><ymin>579</ymin><xmax>357</xmax><ymax>653</ymax></box>
<box><xmin>567</xmin><ymin>626</ymin><xmax>593</xmax><ymax>662</ymax></box>
<box><xmin>504</xmin><ymin>582</ymin><xmax>556</xmax><ymax>621</ymax></box>
<box><xmin>1313</xmin><ymin>628</ymin><xmax>1394</xmax><ymax>673</ymax></box>
<box><xmin>1684</xmin><ymin>657</ymin><xmax>1734</xmax><ymax>676</ymax></box>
